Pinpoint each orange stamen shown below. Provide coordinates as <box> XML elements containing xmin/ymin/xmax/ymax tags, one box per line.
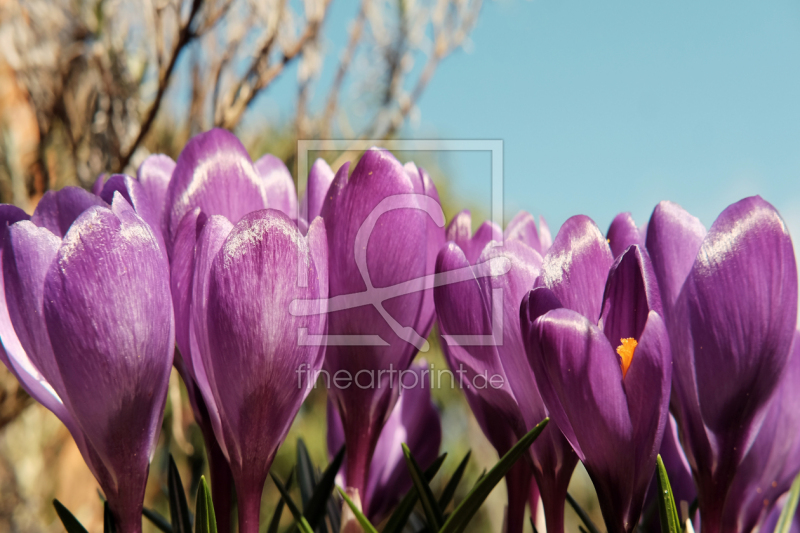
<box><xmin>616</xmin><ymin>338</ymin><xmax>638</xmax><ymax>378</ymax></box>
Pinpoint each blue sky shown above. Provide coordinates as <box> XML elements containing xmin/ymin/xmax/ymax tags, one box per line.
<box><xmin>412</xmin><ymin>0</ymin><xmax>800</xmax><ymax>236</ymax></box>
<box><xmin>245</xmin><ymin>0</ymin><xmax>800</xmax><ymax>237</ymax></box>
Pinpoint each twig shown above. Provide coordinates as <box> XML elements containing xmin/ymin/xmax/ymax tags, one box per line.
<box><xmin>116</xmin><ymin>0</ymin><xmax>204</xmax><ymax>171</ymax></box>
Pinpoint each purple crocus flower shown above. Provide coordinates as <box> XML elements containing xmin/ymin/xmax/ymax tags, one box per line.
<box><xmin>645</xmin><ymin>197</ymin><xmax>798</xmax><ymax>533</ymax></box>
<box><xmin>166</xmin><ymin>129</ymin><xmax>320</xmax><ymax>533</ymax></box>
<box><xmin>521</xmin><ymin>215</ymin><xmax>672</xmax><ymax>533</ymax></box>
<box><xmin>607</xmin><ymin>212</ymin><xmax>646</xmax><ymax>258</ymax></box>
<box><xmin>0</xmin><ymin>188</ymin><xmax>173</xmax><ymax>533</ymax></box>
<box><xmin>299</xmin><ymin>159</ymin><xmax>336</xmax><ymax>233</ymax></box>
<box><xmin>327</xmin><ymin>362</ymin><xmax>441</xmax><ymax>523</ymax></box>
<box><xmin>320</xmin><ymin>150</ymin><xmax>444</xmax><ymax>503</ymax></box>
<box><xmin>434</xmin><ymin>209</ymin><xmax>577</xmax><ymax>533</ymax></box>
<box><xmin>720</xmin><ymin>331</ymin><xmax>800</xmax><ymax>533</ymax></box>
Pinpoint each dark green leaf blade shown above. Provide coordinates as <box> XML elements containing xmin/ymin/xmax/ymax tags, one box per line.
<box><xmin>104</xmin><ymin>501</ymin><xmax>117</xmax><ymax>533</ymax></box>
<box><xmin>143</xmin><ymin>507</ymin><xmax>174</xmax><ymax>533</ymax></box>
<box><xmin>402</xmin><ymin>443</ymin><xmax>444</xmax><ymax>530</ymax></box>
<box><xmin>337</xmin><ymin>487</ymin><xmax>378</xmax><ymax>533</ymax></box>
<box><xmin>775</xmin><ymin>471</ymin><xmax>800</xmax><ymax>533</ymax></box>
<box><xmin>304</xmin><ymin>445</ymin><xmax>345</xmax><ymax>531</ymax></box>
<box><xmin>383</xmin><ymin>453</ymin><xmax>447</xmax><ymax>533</ymax></box>
<box><xmin>271</xmin><ymin>472</ymin><xmax>315</xmax><ymax>533</ymax></box>
<box><xmin>440</xmin><ymin>418</ymin><xmax>549</xmax><ymax>533</ymax></box>
<box><xmin>194</xmin><ymin>476</ymin><xmax>217</xmax><ymax>533</ymax></box>
<box><xmin>168</xmin><ymin>455</ymin><xmax>192</xmax><ymax>533</ymax></box>
<box><xmin>297</xmin><ymin>438</ymin><xmax>317</xmax><ymax>509</ymax></box>
<box><xmin>53</xmin><ymin>499</ymin><xmax>89</xmax><ymax>533</ymax></box>
<box><xmin>438</xmin><ymin>451</ymin><xmax>471</xmax><ymax>511</ymax></box>
<box><xmin>267</xmin><ymin>470</ymin><xmax>294</xmax><ymax>533</ymax></box>
<box><xmin>655</xmin><ymin>455</ymin><xmax>682</xmax><ymax>533</ymax></box>
<box><xmin>566</xmin><ymin>493</ymin><xmax>602</xmax><ymax>533</ymax></box>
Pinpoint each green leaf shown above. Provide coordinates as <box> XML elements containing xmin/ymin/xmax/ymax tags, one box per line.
<box><xmin>383</xmin><ymin>453</ymin><xmax>447</xmax><ymax>533</ymax></box>
<box><xmin>53</xmin><ymin>499</ymin><xmax>89</xmax><ymax>533</ymax></box>
<box><xmin>194</xmin><ymin>476</ymin><xmax>217</xmax><ymax>533</ymax></box>
<box><xmin>438</xmin><ymin>451</ymin><xmax>471</xmax><ymax>511</ymax></box>
<box><xmin>402</xmin><ymin>443</ymin><xmax>444</xmax><ymax>530</ymax></box>
<box><xmin>168</xmin><ymin>455</ymin><xmax>192</xmax><ymax>533</ymax></box>
<box><xmin>655</xmin><ymin>455</ymin><xmax>682</xmax><ymax>533</ymax></box>
<box><xmin>440</xmin><ymin>419</ymin><xmax>548</xmax><ymax>533</ymax></box>
<box><xmin>774</xmin><ymin>471</ymin><xmax>800</xmax><ymax>533</ymax></box>
<box><xmin>566</xmin><ymin>493</ymin><xmax>602</xmax><ymax>533</ymax></box>
<box><xmin>337</xmin><ymin>487</ymin><xmax>378</xmax><ymax>533</ymax></box>
<box><xmin>104</xmin><ymin>501</ymin><xmax>117</xmax><ymax>533</ymax></box>
<box><xmin>296</xmin><ymin>438</ymin><xmax>317</xmax><ymax>509</ymax></box>
<box><xmin>267</xmin><ymin>471</ymin><xmax>294</xmax><ymax>533</ymax></box>
<box><xmin>304</xmin><ymin>445</ymin><xmax>345</xmax><ymax>531</ymax></box>
<box><xmin>271</xmin><ymin>472</ymin><xmax>315</xmax><ymax>533</ymax></box>
<box><xmin>143</xmin><ymin>508</ymin><xmax>173</xmax><ymax>533</ymax></box>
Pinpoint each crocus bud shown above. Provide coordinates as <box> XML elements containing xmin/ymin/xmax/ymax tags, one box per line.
<box><xmin>320</xmin><ymin>149</ymin><xmax>444</xmax><ymax>503</ymax></box>
<box><xmin>435</xmin><ymin>209</ymin><xmax>576</xmax><ymax>533</ymax></box>
<box><xmin>328</xmin><ymin>362</ymin><xmax>441</xmax><ymax>523</ymax></box>
<box><xmin>166</xmin><ymin>129</ymin><xmax>302</xmax><ymax>531</ymax></box>
<box><xmin>188</xmin><ymin>210</ymin><xmax>328</xmax><ymax>533</ymax></box>
<box><xmin>646</xmin><ymin>197</ymin><xmax>798</xmax><ymax>533</ymax></box>
<box><xmin>523</xmin><ymin>216</ymin><xmax>671</xmax><ymax>533</ymax></box>
<box><xmin>0</xmin><ymin>189</ymin><xmax>173</xmax><ymax>533</ymax></box>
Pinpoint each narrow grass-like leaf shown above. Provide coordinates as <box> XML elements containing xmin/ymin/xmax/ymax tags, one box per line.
<box><xmin>271</xmin><ymin>472</ymin><xmax>315</xmax><ymax>533</ymax></box>
<box><xmin>168</xmin><ymin>455</ymin><xmax>192</xmax><ymax>533</ymax></box>
<box><xmin>267</xmin><ymin>471</ymin><xmax>294</xmax><ymax>533</ymax></box>
<box><xmin>566</xmin><ymin>493</ymin><xmax>602</xmax><ymax>533</ymax></box>
<box><xmin>383</xmin><ymin>453</ymin><xmax>447</xmax><ymax>533</ymax></box>
<box><xmin>775</xmin><ymin>471</ymin><xmax>800</xmax><ymax>533</ymax></box>
<box><xmin>194</xmin><ymin>477</ymin><xmax>217</xmax><ymax>533</ymax></box>
<box><xmin>104</xmin><ymin>501</ymin><xmax>117</xmax><ymax>533</ymax></box>
<box><xmin>297</xmin><ymin>439</ymin><xmax>317</xmax><ymax>508</ymax></box>
<box><xmin>337</xmin><ymin>487</ymin><xmax>379</xmax><ymax>533</ymax></box>
<box><xmin>304</xmin><ymin>445</ymin><xmax>345</xmax><ymax>531</ymax></box>
<box><xmin>402</xmin><ymin>443</ymin><xmax>443</xmax><ymax>530</ymax></box>
<box><xmin>53</xmin><ymin>499</ymin><xmax>89</xmax><ymax>533</ymax></box>
<box><xmin>143</xmin><ymin>508</ymin><xmax>173</xmax><ymax>533</ymax></box>
<box><xmin>439</xmin><ymin>451</ymin><xmax>471</xmax><ymax>511</ymax></box>
<box><xmin>655</xmin><ymin>455</ymin><xmax>682</xmax><ymax>533</ymax></box>
<box><xmin>440</xmin><ymin>418</ymin><xmax>549</xmax><ymax>533</ymax></box>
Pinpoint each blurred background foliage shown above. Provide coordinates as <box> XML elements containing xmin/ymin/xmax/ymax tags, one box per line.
<box><xmin>0</xmin><ymin>0</ymin><xmax>602</xmax><ymax>531</ymax></box>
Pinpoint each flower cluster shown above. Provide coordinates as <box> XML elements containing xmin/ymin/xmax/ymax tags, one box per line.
<box><xmin>1</xmin><ymin>128</ymin><xmax>798</xmax><ymax>533</ymax></box>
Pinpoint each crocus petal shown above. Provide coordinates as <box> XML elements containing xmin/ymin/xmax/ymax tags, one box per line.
<box><xmin>599</xmin><ymin>245</ymin><xmax>663</xmax><ymax>349</ymax></box>
<box><xmin>536</xmin><ymin>215</ymin><xmax>613</xmax><ymax>321</ymax></box>
<box><xmin>43</xmin><ymin>198</ymin><xmax>173</xmax><ymax>505</ymax></box>
<box><xmin>164</xmin><ymin>129</ymin><xmax>267</xmax><ymax>250</ymax></box>
<box><xmin>4</xmin><ymin>221</ymin><xmax>64</xmax><ymax>396</ymax></box>
<box><xmin>91</xmin><ymin>173</ymin><xmax>108</xmax><ymax>196</ymax></box>
<box><xmin>687</xmin><ymin>196</ymin><xmax>797</xmax><ymax>438</ymax></box>
<box><xmin>301</xmin><ymin>158</ymin><xmax>335</xmax><ymax>224</ymax></box>
<box><xmin>101</xmin><ymin>174</ymin><xmax>166</xmax><ymax>253</ymax></box>
<box><xmin>171</xmin><ymin>208</ymin><xmax>207</xmax><ymax>376</ymax></box>
<box><xmin>607</xmin><ymin>213</ymin><xmax>643</xmax><ymax>258</ymax></box>
<box><xmin>31</xmin><ymin>186</ymin><xmax>107</xmax><ymax>238</ymax></box>
<box><xmin>505</xmin><ymin>211</ymin><xmax>542</xmax><ymax>254</ymax></box>
<box><xmin>722</xmin><ymin>331</ymin><xmax>800</xmax><ymax>533</ymax></box>
<box><xmin>255</xmin><ymin>154</ymin><xmax>298</xmax><ymax>221</ymax></box>
<box><xmin>621</xmin><ymin>311</ymin><xmax>671</xmax><ymax>509</ymax></box>
<box><xmin>136</xmin><ymin>154</ymin><xmax>175</xmax><ymax>238</ymax></box>
<box><xmin>445</xmin><ymin>210</ymin><xmax>502</xmax><ymax>264</ymax></box>
<box><xmin>200</xmin><ymin>210</ymin><xmax>326</xmax><ymax>495</ymax></box>
<box><xmin>645</xmin><ymin>200</ymin><xmax>706</xmax><ymax>322</ymax></box>
<box><xmin>189</xmin><ymin>215</ymin><xmax>234</xmax><ymax>460</ymax></box>
<box><xmin>539</xmin><ymin>216</ymin><xmax>553</xmax><ymax>253</ymax></box>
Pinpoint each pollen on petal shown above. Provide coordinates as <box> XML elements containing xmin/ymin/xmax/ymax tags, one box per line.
<box><xmin>616</xmin><ymin>338</ymin><xmax>638</xmax><ymax>378</ymax></box>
